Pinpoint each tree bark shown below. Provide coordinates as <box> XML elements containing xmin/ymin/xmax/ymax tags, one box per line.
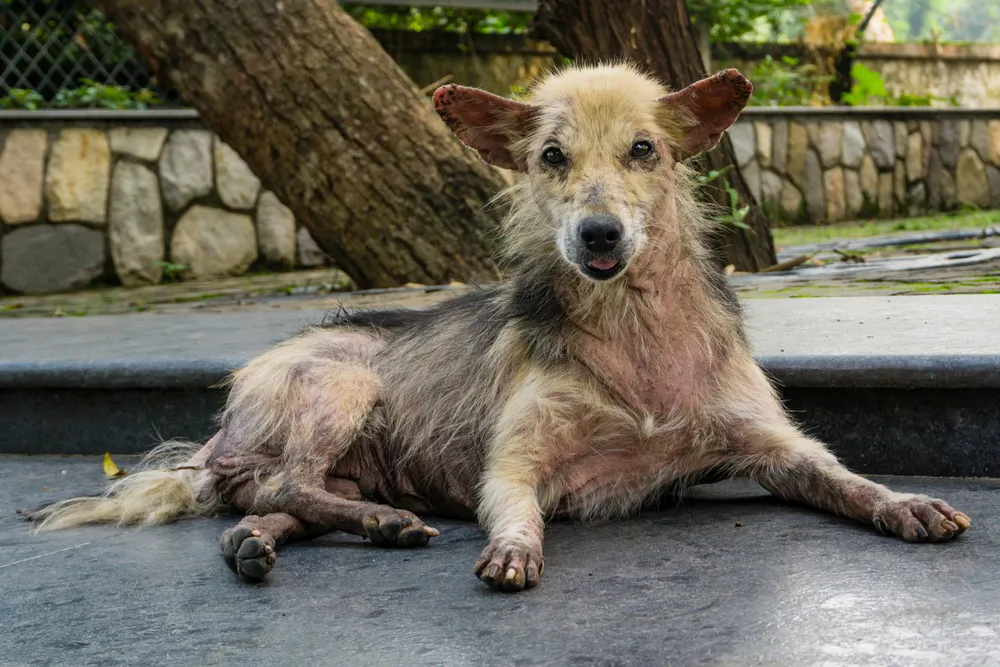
<box><xmin>95</xmin><ymin>0</ymin><xmax>506</xmax><ymax>288</ymax></box>
<box><xmin>533</xmin><ymin>0</ymin><xmax>776</xmax><ymax>272</ymax></box>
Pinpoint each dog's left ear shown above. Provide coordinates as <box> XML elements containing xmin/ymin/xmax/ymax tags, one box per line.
<box><xmin>659</xmin><ymin>69</ymin><xmax>752</xmax><ymax>161</ymax></box>
<box><xmin>433</xmin><ymin>84</ymin><xmax>535</xmax><ymax>172</ymax></box>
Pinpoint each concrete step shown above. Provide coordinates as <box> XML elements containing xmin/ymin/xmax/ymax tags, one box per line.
<box><xmin>1</xmin><ymin>294</ymin><xmax>998</xmax><ymax>476</ymax></box>
<box><xmin>2</xmin><ymin>458</ymin><xmax>997</xmax><ymax>666</ymax></box>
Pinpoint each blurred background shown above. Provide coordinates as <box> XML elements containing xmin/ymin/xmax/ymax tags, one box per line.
<box><xmin>2</xmin><ymin>0</ymin><xmax>999</xmax><ymax>304</ymax></box>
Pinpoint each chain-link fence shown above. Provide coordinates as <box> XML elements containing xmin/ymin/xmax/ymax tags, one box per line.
<box><xmin>0</xmin><ymin>0</ymin><xmax>180</xmax><ymax>103</ymax></box>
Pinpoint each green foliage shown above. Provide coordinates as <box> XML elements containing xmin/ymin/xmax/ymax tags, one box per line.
<box><xmin>347</xmin><ymin>1</ymin><xmax>817</xmax><ymax>42</ymax></box>
<box><xmin>156</xmin><ymin>261</ymin><xmax>187</xmax><ymax>282</ymax></box>
<box><xmin>695</xmin><ymin>165</ymin><xmax>735</xmax><ymax>186</ymax></box>
<box><xmin>0</xmin><ymin>89</ymin><xmax>44</xmax><ymax>110</ymax></box>
<box><xmin>695</xmin><ymin>166</ymin><xmax>752</xmax><ymax>231</ymax></box>
<box><xmin>840</xmin><ymin>62</ymin><xmax>887</xmax><ymax>105</ymax></box>
<box><xmin>686</xmin><ymin>0</ymin><xmax>816</xmax><ymax>42</ymax></box>
<box><xmin>0</xmin><ymin>79</ymin><xmax>163</xmax><ymax>110</ymax></box>
<box><xmin>842</xmin><ymin>63</ymin><xmax>957</xmax><ymax>107</ymax></box>
<box><xmin>717</xmin><ymin>182</ymin><xmax>753</xmax><ymax>231</ymax></box>
<box><xmin>747</xmin><ymin>55</ymin><xmax>831</xmax><ymax>106</ymax></box>
<box><xmin>346</xmin><ymin>6</ymin><xmax>532</xmax><ymax>34</ymax></box>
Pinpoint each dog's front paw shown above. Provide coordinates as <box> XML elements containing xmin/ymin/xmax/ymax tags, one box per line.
<box><xmin>873</xmin><ymin>495</ymin><xmax>971</xmax><ymax>542</ymax></box>
<box><xmin>474</xmin><ymin>539</ymin><xmax>543</xmax><ymax>592</ymax></box>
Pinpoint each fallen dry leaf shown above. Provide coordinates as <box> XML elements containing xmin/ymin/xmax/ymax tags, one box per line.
<box><xmin>103</xmin><ymin>452</ymin><xmax>127</xmax><ymax>478</ymax></box>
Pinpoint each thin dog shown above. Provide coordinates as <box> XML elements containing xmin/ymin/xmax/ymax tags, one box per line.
<box><xmin>22</xmin><ymin>63</ymin><xmax>971</xmax><ymax>592</ymax></box>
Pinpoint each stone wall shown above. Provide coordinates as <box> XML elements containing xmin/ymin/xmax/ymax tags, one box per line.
<box><xmin>2</xmin><ymin>108</ymin><xmax>1000</xmax><ymax>295</ymax></box>
<box><xmin>731</xmin><ymin>108</ymin><xmax>1000</xmax><ymax>225</ymax></box>
<box><xmin>0</xmin><ymin>114</ymin><xmax>329</xmax><ymax>295</ymax></box>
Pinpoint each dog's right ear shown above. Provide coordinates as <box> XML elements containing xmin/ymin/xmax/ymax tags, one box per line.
<box><xmin>433</xmin><ymin>84</ymin><xmax>535</xmax><ymax>172</ymax></box>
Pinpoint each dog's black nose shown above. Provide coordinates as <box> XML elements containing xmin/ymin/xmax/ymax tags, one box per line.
<box><xmin>578</xmin><ymin>215</ymin><xmax>623</xmax><ymax>252</ymax></box>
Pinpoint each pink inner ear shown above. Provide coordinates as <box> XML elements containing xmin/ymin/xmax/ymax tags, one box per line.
<box><xmin>433</xmin><ymin>84</ymin><xmax>533</xmax><ymax>171</ymax></box>
<box><xmin>660</xmin><ymin>69</ymin><xmax>753</xmax><ymax>160</ymax></box>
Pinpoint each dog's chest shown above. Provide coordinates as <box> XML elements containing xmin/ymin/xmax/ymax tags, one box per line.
<box><xmin>577</xmin><ymin>326</ymin><xmax>710</xmax><ymax>417</ymax></box>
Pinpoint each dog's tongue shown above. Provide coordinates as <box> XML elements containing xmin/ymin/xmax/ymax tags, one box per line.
<box><xmin>588</xmin><ymin>259</ymin><xmax>618</xmax><ymax>271</ymax></box>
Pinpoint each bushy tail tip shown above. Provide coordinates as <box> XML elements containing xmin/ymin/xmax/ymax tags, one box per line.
<box><xmin>22</xmin><ymin>441</ymin><xmax>219</xmax><ymax>532</ymax></box>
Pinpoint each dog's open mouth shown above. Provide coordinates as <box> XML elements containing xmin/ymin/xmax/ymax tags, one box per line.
<box><xmin>582</xmin><ymin>258</ymin><xmax>623</xmax><ymax>280</ymax></box>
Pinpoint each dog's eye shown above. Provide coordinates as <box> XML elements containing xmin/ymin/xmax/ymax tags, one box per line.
<box><xmin>630</xmin><ymin>141</ymin><xmax>654</xmax><ymax>159</ymax></box>
<box><xmin>542</xmin><ymin>147</ymin><xmax>565</xmax><ymax>165</ymax></box>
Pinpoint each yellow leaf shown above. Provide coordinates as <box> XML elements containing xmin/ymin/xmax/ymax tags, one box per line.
<box><xmin>103</xmin><ymin>452</ymin><xmax>126</xmax><ymax>477</ymax></box>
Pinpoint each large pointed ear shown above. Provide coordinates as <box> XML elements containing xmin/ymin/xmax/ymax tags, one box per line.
<box><xmin>659</xmin><ymin>69</ymin><xmax>753</xmax><ymax>161</ymax></box>
<box><xmin>433</xmin><ymin>84</ymin><xmax>535</xmax><ymax>172</ymax></box>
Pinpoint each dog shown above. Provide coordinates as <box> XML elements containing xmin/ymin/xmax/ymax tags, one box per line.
<box><xmin>23</xmin><ymin>63</ymin><xmax>970</xmax><ymax>592</ymax></box>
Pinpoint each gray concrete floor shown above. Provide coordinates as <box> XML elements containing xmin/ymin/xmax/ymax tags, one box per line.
<box><xmin>1</xmin><ymin>457</ymin><xmax>997</xmax><ymax>667</ymax></box>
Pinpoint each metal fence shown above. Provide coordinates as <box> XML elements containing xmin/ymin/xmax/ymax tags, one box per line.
<box><xmin>0</xmin><ymin>0</ymin><xmax>176</xmax><ymax>101</ymax></box>
<box><xmin>1</xmin><ymin>0</ymin><xmax>536</xmax><ymax>104</ymax></box>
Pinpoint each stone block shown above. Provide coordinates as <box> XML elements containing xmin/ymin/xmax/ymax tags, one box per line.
<box><xmin>297</xmin><ymin>227</ymin><xmax>328</xmax><ymax>268</ymax></box>
<box><xmin>970</xmin><ymin>120</ymin><xmax>990</xmax><ymax>161</ymax></box>
<box><xmin>786</xmin><ymin>123</ymin><xmax>808</xmax><ymax>186</ymax></box>
<box><xmin>771</xmin><ymin>121</ymin><xmax>788</xmax><ymax>172</ymax></box>
<box><xmin>824</xmin><ymin>167</ymin><xmax>846</xmax><ymax>222</ymax></box>
<box><xmin>906</xmin><ymin>132</ymin><xmax>924</xmax><ymax>183</ymax></box>
<box><xmin>109</xmin><ymin>128</ymin><xmax>167</xmax><ymax>162</ymax></box>
<box><xmin>160</xmin><ymin>130</ymin><xmax>213</xmax><ymax>212</ymax></box>
<box><xmin>938</xmin><ymin>122</ymin><xmax>960</xmax><ymax>169</ymax></box>
<box><xmin>893</xmin><ymin>122</ymin><xmax>907</xmax><ymax>158</ymax></box>
<box><xmin>844</xmin><ymin>169</ymin><xmax>862</xmax><ymax>219</ymax></box>
<box><xmin>754</xmin><ymin>122</ymin><xmax>772</xmax><ymax>168</ymax></box>
<box><xmin>0</xmin><ymin>130</ymin><xmax>46</xmax><ymax>224</ymax></box>
<box><xmin>816</xmin><ymin>122</ymin><xmax>843</xmax><ymax>168</ymax></box>
<box><xmin>728</xmin><ymin>122</ymin><xmax>755</xmax><ymax>168</ymax></box>
<box><xmin>256</xmin><ymin>191</ymin><xmax>296</xmax><ymax>266</ymax></box>
<box><xmin>956</xmin><ymin>148</ymin><xmax>990</xmax><ymax>208</ymax></box>
<box><xmin>803</xmin><ymin>150</ymin><xmax>825</xmax><ymax>221</ymax></box>
<box><xmin>780</xmin><ymin>180</ymin><xmax>803</xmax><ymax>219</ymax></box>
<box><xmin>867</xmin><ymin>120</ymin><xmax>895</xmax><ymax>170</ymax></box>
<box><xmin>170</xmin><ymin>205</ymin><xmax>257</xmax><ymax>278</ymax></box>
<box><xmin>860</xmin><ymin>155</ymin><xmax>878</xmax><ymax>203</ymax></box>
<box><xmin>109</xmin><ymin>161</ymin><xmax>164</xmax><ymax>286</ymax></box>
<box><xmin>1</xmin><ymin>224</ymin><xmax>105</xmax><ymax>294</ymax></box>
<box><xmin>214</xmin><ymin>138</ymin><xmax>261</xmax><ymax>210</ymax></box>
<box><xmin>45</xmin><ymin>129</ymin><xmax>110</xmax><ymax>223</ymax></box>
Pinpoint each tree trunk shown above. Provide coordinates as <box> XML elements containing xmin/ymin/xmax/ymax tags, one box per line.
<box><xmin>533</xmin><ymin>0</ymin><xmax>776</xmax><ymax>272</ymax></box>
<box><xmin>95</xmin><ymin>0</ymin><xmax>506</xmax><ymax>288</ymax></box>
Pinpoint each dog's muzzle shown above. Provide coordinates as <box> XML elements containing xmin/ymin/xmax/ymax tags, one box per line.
<box><xmin>576</xmin><ymin>214</ymin><xmax>628</xmax><ymax>281</ymax></box>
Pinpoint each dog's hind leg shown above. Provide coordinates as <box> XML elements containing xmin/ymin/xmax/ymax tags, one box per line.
<box><xmin>220</xmin><ymin>512</ymin><xmax>325</xmax><ymax>582</ymax></box>
<box><xmin>216</xmin><ymin>331</ymin><xmax>439</xmax><ymax>572</ymax></box>
<box><xmin>274</xmin><ymin>487</ymin><xmax>439</xmax><ymax>548</ymax></box>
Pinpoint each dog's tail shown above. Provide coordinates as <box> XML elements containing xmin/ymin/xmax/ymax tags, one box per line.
<box><xmin>20</xmin><ymin>441</ymin><xmax>220</xmax><ymax>532</ymax></box>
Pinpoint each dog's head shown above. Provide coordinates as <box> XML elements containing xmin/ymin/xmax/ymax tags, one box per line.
<box><xmin>434</xmin><ymin>64</ymin><xmax>751</xmax><ymax>282</ymax></box>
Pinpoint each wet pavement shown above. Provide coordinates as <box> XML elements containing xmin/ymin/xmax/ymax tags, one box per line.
<box><xmin>1</xmin><ymin>456</ymin><xmax>998</xmax><ymax>667</ymax></box>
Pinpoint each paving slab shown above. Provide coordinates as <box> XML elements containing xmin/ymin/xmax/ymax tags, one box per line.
<box><xmin>1</xmin><ymin>456</ymin><xmax>997</xmax><ymax>667</ymax></box>
<box><xmin>1</xmin><ymin>295</ymin><xmax>999</xmax><ymax>476</ymax></box>
<box><xmin>1</xmin><ymin>294</ymin><xmax>998</xmax><ymax>389</ymax></box>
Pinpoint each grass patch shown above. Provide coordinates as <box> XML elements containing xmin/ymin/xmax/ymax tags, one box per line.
<box><xmin>172</xmin><ymin>292</ymin><xmax>226</xmax><ymax>303</ymax></box>
<box><xmin>772</xmin><ymin>210</ymin><xmax>1000</xmax><ymax>248</ymax></box>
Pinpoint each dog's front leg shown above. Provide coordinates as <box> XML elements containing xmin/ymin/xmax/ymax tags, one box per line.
<box><xmin>475</xmin><ymin>459</ymin><xmax>545</xmax><ymax>592</ymax></box>
<box><xmin>736</xmin><ymin>420</ymin><xmax>971</xmax><ymax>542</ymax></box>
<box><xmin>473</xmin><ymin>374</ymin><xmax>578</xmax><ymax>592</ymax></box>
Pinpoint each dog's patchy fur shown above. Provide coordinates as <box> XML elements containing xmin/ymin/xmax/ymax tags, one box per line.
<box><xmin>24</xmin><ymin>64</ymin><xmax>970</xmax><ymax>591</ymax></box>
